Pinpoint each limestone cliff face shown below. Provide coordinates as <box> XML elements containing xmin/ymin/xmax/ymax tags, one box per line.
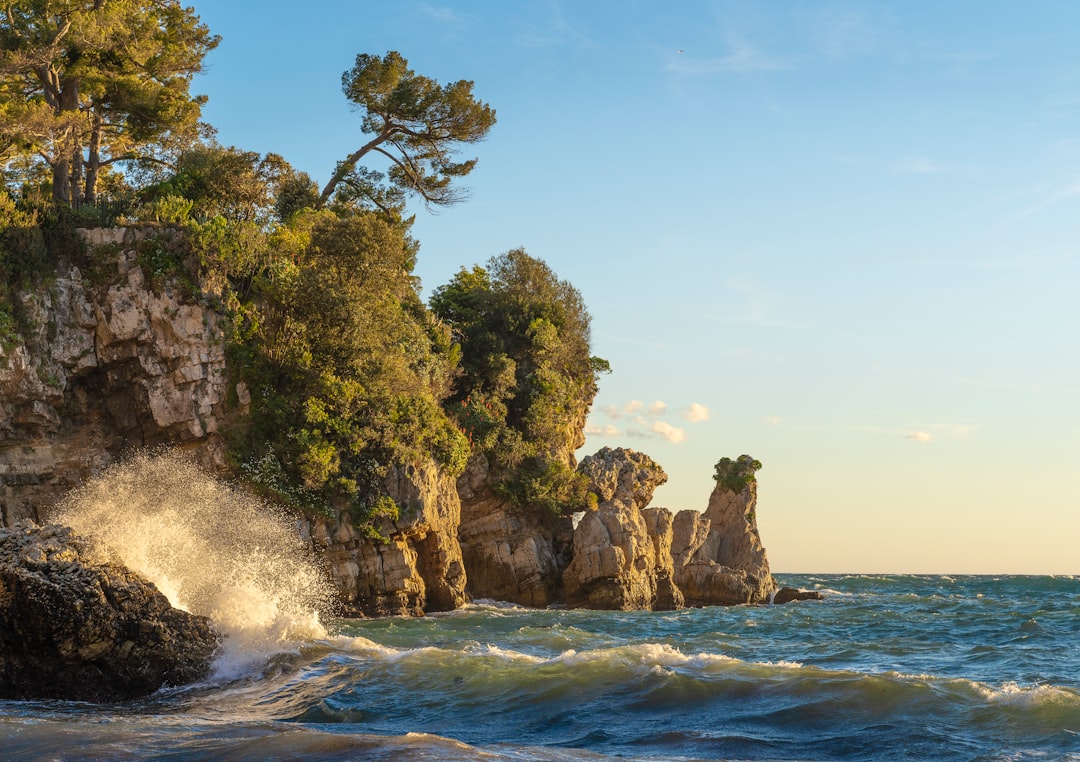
<box><xmin>0</xmin><ymin>228</ymin><xmax>231</xmax><ymax>526</ymax></box>
<box><xmin>671</xmin><ymin>479</ymin><xmax>776</xmax><ymax>605</ymax></box>
<box><xmin>304</xmin><ymin>458</ymin><xmax>467</xmax><ymax>617</ymax></box>
<box><xmin>455</xmin><ymin>453</ymin><xmax>573</xmax><ymax>607</ymax></box>
<box><xmin>563</xmin><ymin>447</ymin><xmax>682</xmax><ymax>610</ymax></box>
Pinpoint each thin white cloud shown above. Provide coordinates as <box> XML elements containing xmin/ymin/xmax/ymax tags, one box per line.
<box><xmin>763</xmin><ymin>415</ymin><xmax>782</xmax><ymax>426</ymax></box>
<box><xmin>647</xmin><ymin>400</ymin><xmax>668</xmax><ymax>417</ymax></box>
<box><xmin>668</xmin><ymin>35</ymin><xmax>788</xmax><ymax>76</ymax></box>
<box><xmin>892</xmin><ymin>156</ymin><xmax>942</xmax><ymax>175</ymax></box>
<box><xmin>997</xmin><ymin>180</ymin><xmax>1080</xmax><ymax>228</ymax></box>
<box><xmin>682</xmin><ymin>403</ymin><xmax>711</xmax><ymax>423</ymax></box>
<box><xmin>907</xmin><ymin>431</ymin><xmax>933</xmax><ymax>443</ymax></box>
<box><xmin>417</xmin><ymin>4</ymin><xmax>461</xmax><ymax>23</ymax></box>
<box><xmin>601</xmin><ymin>404</ymin><xmax>621</xmax><ymax>420</ymax></box>
<box><xmin>585</xmin><ymin>423</ymin><xmax>619</xmax><ymax>437</ymax></box>
<box><xmin>921</xmin><ymin>422</ymin><xmax>978</xmax><ymax>436</ymax></box>
<box><xmin>625</xmin><ymin>400</ymin><xmax>644</xmax><ymax>414</ymax></box>
<box><xmin>651</xmin><ymin>421</ymin><xmax>686</xmax><ymax>444</ymax></box>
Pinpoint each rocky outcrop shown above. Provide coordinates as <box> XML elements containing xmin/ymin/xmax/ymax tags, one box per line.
<box><xmin>0</xmin><ymin>228</ymin><xmax>232</xmax><ymax>527</ymax></box>
<box><xmin>562</xmin><ymin>447</ymin><xmax>683</xmax><ymax>610</ymax></box>
<box><xmin>305</xmin><ymin>458</ymin><xmax>467</xmax><ymax>617</ymax></box>
<box><xmin>671</xmin><ymin>460</ymin><xmax>776</xmax><ymax>605</ymax></box>
<box><xmin>773</xmin><ymin>587</ymin><xmax>823</xmax><ymax>604</ymax></box>
<box><xmin>455</xmin><ymin>453</ymin><xmax>573</xmax><ymax>607</ymax></box>
<box><xmin>0</xmin><ymin>521</ymin><xmax>220</xmax><ymax>701</ymax></box>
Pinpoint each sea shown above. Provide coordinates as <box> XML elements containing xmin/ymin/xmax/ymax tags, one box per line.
<box><xmin>4</xmin><ymin>456</ymin><xmax>1079</xmax><ymax>761</ymax></box>
<box><xmin>3</xmin><ymin>575</ymin><xmax>1080</xmax><ymax>761</ymax></box>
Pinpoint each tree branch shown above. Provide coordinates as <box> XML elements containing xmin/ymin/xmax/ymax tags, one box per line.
<box><xmin>317</xmin><ymin>126</ymin><xmax>393</xmax><ymax>207</ymax></box>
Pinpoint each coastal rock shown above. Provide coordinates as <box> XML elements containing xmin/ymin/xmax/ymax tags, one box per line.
<box><xmin>563</xmin><ymin>447</ymin><xmax>682</xmax><ymax>610</ymax></box>
<box><xmin>309</xmin><ymin>458</ymin><xmax>467</xmax><ymax>617</ymax></box>
<box><xmin>773</xmin><ymin>587</ymin><xmax>823</xmax><ymax>604</ymax></box>
<box><xmin>0</xmin><ymin>521</ymin><xmax>220</xmax><ymax>701</ymax></box>
<box><xmin>456</xmin><ymin>454</ymin><xmax>573</xmax><ymax>607</ymax></box>
<box><xmin>0</xmin><ymin>228</ymin><xmax>231</xmax><ymax>528</ymax></box>
<box><xmin>672</xmin><ymin>460</ymin><xmax>777</xmax><ymax>605</ymax></box>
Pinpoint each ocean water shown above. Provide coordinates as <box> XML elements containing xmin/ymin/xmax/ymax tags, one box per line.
<box><xmin>3</xmin><ymin>574</ymin><xmax>1080</xmax><ymax>761</ymax></box>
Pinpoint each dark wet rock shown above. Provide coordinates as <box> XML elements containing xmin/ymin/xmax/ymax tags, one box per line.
<box><xmin>773</xmin><ymin>587</ymin><xmax>824</xmax><ymax>604</ymax></box>
<box><xmin>0</xmin><ymin>521</ymin><xmax>220</xmax><ymax>701</ymax></box>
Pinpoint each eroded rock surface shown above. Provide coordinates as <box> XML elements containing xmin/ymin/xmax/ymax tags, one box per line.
<box><xmin>0</xmin><ymin>521</ymin><xmax>220</xmax><ymax>701</ymax></box>
<box><xmin>456</xmin><ymin>453</ymin><xmax>573</xmax><ymax>607</ymax></box>
<box><xmin>307</xmin><ymin>458</ymin><xmax>467</xmax><ymax>617</ymax></box>
<box><xmin>563</xmin><ymin>447</ymin><xmax>682</xmax><ymax>610</ymax></box>
<box><xmin>0</xmin><ymin>228</ymin><xmax>231</xmax><ymax>527</ymax></box>
<box><xmin>671</xmin><ymin>471</ymin><xmax>777</xmax><ymax>606</ymax></box>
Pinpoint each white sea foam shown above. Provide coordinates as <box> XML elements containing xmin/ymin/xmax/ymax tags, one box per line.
<box><xmin>54</xmin><ymin>451</ymin><xmax>334</xmax><ymax>678</ymax></box>
<box><xmin>983</xmin><ymin>681</ymin><xmax>1080</xmax><ymax>708</ymax></box>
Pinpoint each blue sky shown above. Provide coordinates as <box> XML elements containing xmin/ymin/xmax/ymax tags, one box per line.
<box><xmin>197</xmin><ymin>1</ymin><xmax>1080</xmax><ymax>573</ymax></box>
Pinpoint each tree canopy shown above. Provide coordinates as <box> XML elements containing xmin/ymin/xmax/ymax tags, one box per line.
<box><xmin>431</xmin><ymin>249</ymin><xmax>608</xmax><ymax>514</ymax></box>
<box><xmin>319</xmin><ymin>51</ymin><xmax>496</xmax><ymax>209</ymax></box>
<box><xmin>0</xmin><ymin>0</ymin><xmax>218</xmax><ymax>204</ymax></box>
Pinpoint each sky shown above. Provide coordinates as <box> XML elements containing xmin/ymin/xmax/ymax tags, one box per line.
<box><xmin>195</xmin><ymin>1</ymin><xmax>1080</xmax><ymax>574</ymax></box>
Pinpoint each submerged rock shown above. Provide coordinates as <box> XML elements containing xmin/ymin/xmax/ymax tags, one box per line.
<box><xmin>0</xmin><ymin>521</ymin><xmax>220</xmax><ymax>701</ymax></box>
<box><xmin>773</xmin><ymin>587</ymin><xmax>824</xmax><ymax>604</ymax></box>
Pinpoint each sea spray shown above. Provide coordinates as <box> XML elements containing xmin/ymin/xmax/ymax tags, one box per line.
<box><xmin>53</xmin><ymin>450</ymin><xmax>334</xmax><ymax>675</ymax></box>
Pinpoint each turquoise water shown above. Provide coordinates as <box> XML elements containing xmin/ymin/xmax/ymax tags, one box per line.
<box><xmin>3</xmin><ymin>574</ymin><xmax>1080</xmax><ymax>760</ymax></box>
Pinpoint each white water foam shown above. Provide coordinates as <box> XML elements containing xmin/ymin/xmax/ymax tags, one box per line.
<box><xmin>53</xmin><ymin>451</ymin><xmax>334</xmax><ymax>678</ymax></box>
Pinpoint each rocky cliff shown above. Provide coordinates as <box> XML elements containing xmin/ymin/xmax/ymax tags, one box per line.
<box><xmin>0</xmin><ymin>228</ymin><xmax>230</xmax><ymax>526</ymax></box>
<box><xmin>563</xmin><ymin>447</ymin><xmax>682</xmax><ymax>610</ymax></box>
<box><xmin>456</xmin><ymin>453</ymin><xmax>574</xmax><ymax>607</ymax></box>
<box><xmin>303</xmin><ymin>458</ymin><xmax>467</xmax><ymax>617</ymax></box>
<box><xmin>1</xmin><ymin>228</ymin><xmax>786</xmax><ymax>617</ymax></box>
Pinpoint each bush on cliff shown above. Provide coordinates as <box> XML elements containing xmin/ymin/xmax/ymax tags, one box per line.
<box><xmin>713</xmin><ymin>455</ymin><xmax>762</xmax><ymax>493</ymax></box>
<box><xmin>221</xmin><ymin>206</ymin><xmax>468</xmax><ymax>528</ymax></box>
<box><xmin>431</xmin><ymin>249</ymin><xmax>607</xmax><ymax>514</ymax></box>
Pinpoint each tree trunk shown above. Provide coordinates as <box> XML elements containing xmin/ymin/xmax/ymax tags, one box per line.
<box><xmin>50</xmin><ymin>77</ymin><xmax>81</xmax><ymax>205</ymax></box>
<box><xmin>84</xmin><ymin>113</ymin><xmax>102</xmax><ymax>204</ymax></box>
<box><xmin>52</xmin><ymin>158</ymin><xmax>71</xmax><ymax>204</ymax></box>
<box><xmin>69</xmin><ymin>149</ymin><xmax>84</xmax><ymax>206</ymax></box>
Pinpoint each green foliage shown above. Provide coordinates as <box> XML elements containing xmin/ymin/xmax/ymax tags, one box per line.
<box><xmin>222</xmin><ymin>207</ymin><xmax>470</xmax><ymax>533</ymax></box>
<box><xmin>497</xmin><ymin>457</ymin><xmax>593</xmax><ymax>517</ymax></box>
<box><xmin>431</xmin><ymin>249</ymin><xmax>605</xmax><ymax>515</ymax></box>
<box><xmin>141</xmin><ymin>146</ymin><xmax>300</xmax><ymax>224</ymax></box>
<box><xmin>135</xmin><ymin>233</ymin><xmax>198</xmax><ymax>296</ymax></box>
<box><xmin>713</xmin><ymin>455</ymin><xmax>763</xmax><ymax>493</ymax></box>
<box><xmin>0</xmin><ymin>193</ymin><xmax>46</xmax><ymax>287</ymax></box>
<box><xmin>0</xmin><ymin>303</ymin><xmax>18</xmax><ymax>352</ymax></box>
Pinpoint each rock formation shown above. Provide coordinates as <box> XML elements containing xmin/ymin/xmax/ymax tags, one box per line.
<box><xmin>0</xmin><ymin>228</ymin><xmax>231</xmax><ymax>527</ymax></box>
<box><xmin>455</xmin><ymin>453</ymin><xmax>574</xmax><ymax>607</ymax></box>
<box><xmin>563</xmin><ymin>447</ymin><xmax>682</xmax><ymax>610</ymax></box>
<box><xmin>0</xmin><ymin>521</ymin><xmax>220</xmax><ymax>701</ymax></box>
<box><xmin>773</xmin><ymin>587</ymin><xmax>823</xmax><ymax>604</ymax></box>
<box><xmin>304</xmin><ymin>458</ymin><xmax>468</xmax><ymax>617</ymax></box>
<box><xmin>671</xmin><ymin>457</ymin><xmax>777</xmax><ymax>605</ymax></box>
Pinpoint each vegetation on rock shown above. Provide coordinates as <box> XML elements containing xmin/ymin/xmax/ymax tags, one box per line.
<box><xmin>713</xmin><ymin>455</ymin><xmax>763</xmax><ymax>494</ymax></box>
<box><xmin>431</xmin><ymin>249</ymin><xmax>608</xmax><ymax>514</ymax></box>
